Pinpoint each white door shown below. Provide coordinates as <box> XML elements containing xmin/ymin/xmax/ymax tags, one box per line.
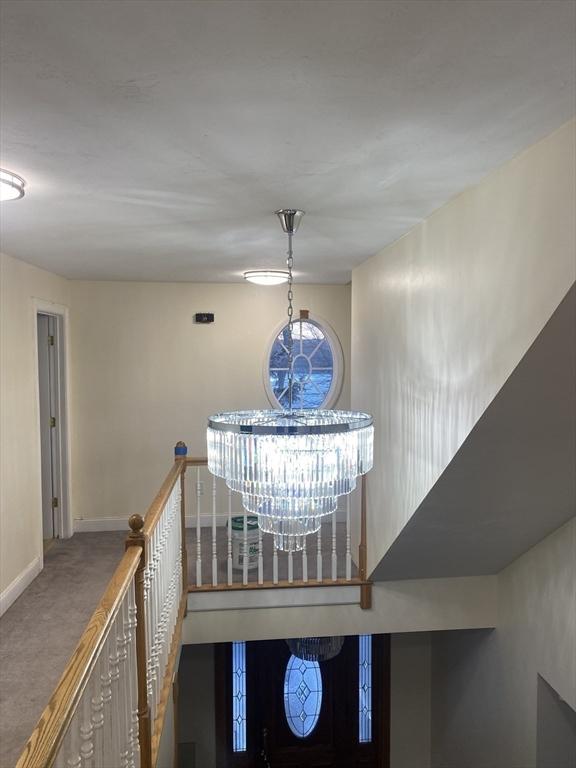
<box><xmin>37</xmin><ymin>313</ymin><xmax>61</xmax><ymax>539</ymax></box>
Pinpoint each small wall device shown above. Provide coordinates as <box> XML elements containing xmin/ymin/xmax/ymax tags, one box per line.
<box><xmin>194</xmin><ymin>312</ymin><xmax>214</xmax><ymax>324</ymax></box>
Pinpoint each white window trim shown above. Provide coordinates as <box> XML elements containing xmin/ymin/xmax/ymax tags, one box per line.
<box><xmin>263</xmin><ymin>313</ymin><xmax>344</xmax><ymax>410</ymax></box>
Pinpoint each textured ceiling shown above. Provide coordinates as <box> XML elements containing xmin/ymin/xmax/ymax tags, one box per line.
<box><xmin>0</xmin><ymin>0</ymin><xmax>574</xmax><ymax>282</ymax></box>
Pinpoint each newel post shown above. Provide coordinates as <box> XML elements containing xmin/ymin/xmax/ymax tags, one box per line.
<box><xmin>359</xmin><ymin>475</ymin><xmax>372</xmax><ymax>610</ymax></box>
<box><xmin>175</xmin><ymin>441</ymin><xmax>188</xmax><ymax>601</ymax></box>
<box><xmin>126</xmin><ymin>514</ymin><xmax>152</xmax><ymax>768</ymax></box>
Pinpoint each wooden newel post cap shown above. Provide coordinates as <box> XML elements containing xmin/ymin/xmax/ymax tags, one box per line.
<box><xmin>174</xmin><ymin>440</ymin><xmax>188</xmax><ymax>457</ymax></box>
<box><xmin>128</xmin><ymin>514</ymin><xmax>144</xmax><ymax>535</ymax></box>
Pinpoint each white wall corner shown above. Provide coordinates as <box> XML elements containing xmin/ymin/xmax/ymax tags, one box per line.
<box><xmin>0</xmin><ymin>555</ymin><xmax>42</xmax><ymax>617</ymax></box>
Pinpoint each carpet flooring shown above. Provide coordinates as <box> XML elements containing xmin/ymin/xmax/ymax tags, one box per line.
<box><xmin>0</xmin><ymin>524</ymin><xmax>354</xmax><ymax>767</ymax></box>
<box><xmin>0</xmin><ymin>532</ymin><xmax>126</xmax><ymax>768</ymax></box>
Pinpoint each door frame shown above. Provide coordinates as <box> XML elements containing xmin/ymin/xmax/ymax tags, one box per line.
<box><xmin>33</xmin><ymin>298</ymin><xmax>73</xmax><ymax>540</ymax></box>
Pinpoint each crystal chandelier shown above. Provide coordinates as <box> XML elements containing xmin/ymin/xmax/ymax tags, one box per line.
<box><xmin>286</xmin><ymin>636</ymin><xmax>345</xmax><ymax>662</ymax></box>
<box><xmin>207</xmin><ymin>209</ymin><xmax>373</xmax><ymax>551</ymax></box>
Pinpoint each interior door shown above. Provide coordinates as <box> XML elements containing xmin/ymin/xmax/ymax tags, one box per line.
<box><xmin>215</xmin><ymin>636</ymin><xmax>389</xmax><ymax>768</ymax></box>
<box><xmin>37</xmin><ymin>313</ymin><xmax>59</xmax><ymax>539</ymax></box>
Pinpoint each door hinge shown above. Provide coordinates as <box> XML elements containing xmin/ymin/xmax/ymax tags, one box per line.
<box><xmin>50</xmin><ymin>416</ymin><xmax>56</xmax><ymax>428</ymax></box>
<box><xmin>52</xmin><ymin>497</ymin><xmax>59</xmax><ymax>509</ymax></box>
<box><xmin>48</xmin><ymin>335</ymin><xmax>55</xmax><ymax>346</ymax></box>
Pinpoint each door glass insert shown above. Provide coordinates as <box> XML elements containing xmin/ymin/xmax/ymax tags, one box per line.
<box><xmin>283</xmin><ymin>654</ymin><xmax>322</xmax><ymax>738</ymax></box>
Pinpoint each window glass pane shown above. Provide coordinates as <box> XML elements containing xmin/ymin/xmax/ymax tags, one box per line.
<box><xmin>283</xmin><ymin>654</ymin><xmax>322</xmax><ymax>738</ymax></box>
<box><xmin>358</xmin><ymin>635</ymin><xmax>372</xmax><ymax>743</ymax></box>
<box><xmin>269</xmin><ymin>320</ymin><xmax>334</xmax><ymax>409</ymax></box>
<box><xmin>232</xmin><ymin>641</ymin><xmax>247</xmax><ymax>752</ymax></box>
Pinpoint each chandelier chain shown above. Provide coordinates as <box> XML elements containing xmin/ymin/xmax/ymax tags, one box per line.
<box><xmin>286</xmin><ymin>231</ymin><xmax>294</xmax><ymax>412</ymax></box>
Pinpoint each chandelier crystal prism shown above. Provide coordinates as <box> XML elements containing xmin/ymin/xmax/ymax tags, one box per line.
<box><xmin>207</xmin><ymin>209</ymin><xmax>374</xmax><ymax>551</ymax></box>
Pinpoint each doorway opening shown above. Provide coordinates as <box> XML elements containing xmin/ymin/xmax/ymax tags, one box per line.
<box><xmin>36</xmin><ymin>309</ymin><xmax>70</xmax><ymax>543</ymax></box>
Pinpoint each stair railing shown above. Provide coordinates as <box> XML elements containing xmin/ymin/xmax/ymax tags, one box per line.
<box><xmin>16</xmin><ymin>441</ymin><xmax>371</xmax><ymax>768</ymax></box>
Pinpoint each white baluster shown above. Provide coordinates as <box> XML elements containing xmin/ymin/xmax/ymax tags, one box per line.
<box><xmin>257</xmin><ymin>526</ymin><xmax>263</xmax><ymax>585</ymax></box>
<box><xmin>242</xmin><ymin>511</ymin><xmax>248</xmax><ymax>586</ymax></box>
<box><xmin>288</xmin><ymin>548</ymin><xmax>293</xmax><ymax>583</ymax></box>
<box><xmin>227</xmin><ymin>487</ymin><xmax>233</xmax><ymax>585</ymax></box>
<box><xmin>195</xmin><ymin>466</ymin><xmax>202</xmax><ymax>587</ymax></box>
<box><xmin>118</xmin><ymin>599</ymin><xmax>132</xmax><ymax>768</ymax></box>
<box><xmin>100</xmin><ymin>637</ymin><xmax>113</xmax><ymax>768</ymax></box>
<box><xmin>109</xmin><ymin>616</ymin><xmax>122</xmax><ymax>766</ymax></box>
<box><xmin>89</xmin><ymin>656</ymin><xmax>104</xmax><ymax>767</ymax></box>
<box><xmin>127</xmin><ymin>582</ymin><xmax>140</xmax><ymax>767</ymax></box>
<box><xmin>346</xmin><ymin>495</ymin><xmax>352</xmax><ymax>582</ymax></box>
<box><xmin>273</xmin><ymin>537</ymin><xmax>279</xmax><ymax>584</ymax></box>
<box><xmin>316</xmin><ymin>524</ymin><xmax>323</xmax><ymax>582</ymax></box>
<box><xmin>79</xmin><ymin>690</ymin><xmax>94</xmax><ymax>768</ymax></box>
<box><xmin>302</xmin><ymin>534</ymin><xmax>308</xmax><ymax>583</ymax></box>
<box><xmin>212</xmin><ymin>476</ymin><xmax>218</xmax><ymax>586</ymax></box>
<box><xmin>65</xmin><ymin>710</ymin><xmax>82</xmax><ymax>768</ymax></box>
<box><xmin>331</xmin><ymin>510</ymin><xmax>337</xmax><ymax>581</ymax></box>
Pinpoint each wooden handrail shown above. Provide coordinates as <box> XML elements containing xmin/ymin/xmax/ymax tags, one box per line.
<box><xmin>184</xmin><ymin>456</ymin><xmax>208</xmax><ymax>466</ymax></box>
<box><xmin>16</xmin><ymin>547</ymin><xmax>141</xmax><ymax>768</ymax></box>
<box><xmin>188</xmin><ymin>576</ymin><xmax>369</xmax><ymax>593</ymax></box>
<box><xmin>142</xmin><ymin>459</ymin><xmax>186</xmax><ymax>537</ymax></box>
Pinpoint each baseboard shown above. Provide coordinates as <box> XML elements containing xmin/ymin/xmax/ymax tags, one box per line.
<box><xmin>0</xmin><ymin>556</ymin><xmax>43</xmax><ymax>617</ymax></box>
<box><xmin>74</xmin><ymin>515</ymin><xmax>229</xmax><ymax>532</ymax></box>
<box><xmin>185</xmin><ymin>514</ymin><xmax>229</xmax><ymax>528</ymax></box>
<box><xmin>74</xmin><ymin>517</ymin><xmax>130</xmax><ymax>532</ymax></box>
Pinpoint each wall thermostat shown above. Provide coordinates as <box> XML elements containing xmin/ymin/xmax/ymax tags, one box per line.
<box><xmin>194</xmin><ymin>312</ymin><xmax>214</xmax><ymax>324</ymax></box>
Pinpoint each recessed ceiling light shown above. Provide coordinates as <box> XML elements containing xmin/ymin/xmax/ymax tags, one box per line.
<box><xmin>0</xmin><ymin>169</ymin><xmax>26</xmax><ymax>201</ymax></box>
<box><xmin>244</xmin><ymin>269</ymin><xmax>290</xmax><ymax>286</ymax></box>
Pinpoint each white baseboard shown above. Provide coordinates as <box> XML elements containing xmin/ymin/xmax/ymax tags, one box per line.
<box><xmin>74</xmin><ymin>516</ymin><xmax>229</xmax><ymax>533</ymax></box>
<box><xmin>0</xmin><ymin>556</ymin><xmax>43</xmax><ymax>617</ymax></box>
<box><xmin>186</xmin><ymin>514</ymin><xmax>228</xmax><ymax>528</ymax></box>
<box><xmin>74</xmin><ymin>517</ymin><xmax>130</xmax><ymax>532</ymax></box>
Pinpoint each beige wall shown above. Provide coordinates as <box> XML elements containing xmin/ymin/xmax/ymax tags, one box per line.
<box><xmin>430</xmin><ymin>517</ymin><xmax>576</xmax><ymax>768</ymax></box>
<box><xmin>0</xmin><ymin>252</ymin><xmax>70</xmax><ymax>596</ymax></box>
<box><xmin>351</xmin><ymin>119</ymin><xmax>576</xmax><ymax>575</ymax></box>
<box><xmin>390</xmin><ymin>633</ymin><xmax>431</xmax><ymax>768</ymax></box>
<box><xmin>70</xmin><ymin>281</ymin><xmax>350</xmax><ymax>523</ymax></box>
<box><xmin>182</xmin><ymin>575</ymin><xmax>497</xmax><ymax>644</ymax></box>
<box><xmin>178</xmin><ymin>644</ymin><xmax>217</xmax><ymax>768</ymax></box>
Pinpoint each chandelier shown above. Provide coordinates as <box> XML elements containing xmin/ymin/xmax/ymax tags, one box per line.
<box><xmin>286</xmin><ymin>636</ymin><xmax>345</xmax><ymax>662</ymax></box>
<box><xmin>207</xmin><ymin>209</ymin><xmax>373</xmax><ymax>551</ymax></box>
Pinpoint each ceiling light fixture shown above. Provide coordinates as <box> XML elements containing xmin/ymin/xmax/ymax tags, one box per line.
<box><xmin>286</xmin><ymin>636</ymin><xmax>345</xmax><ymax>662</ymax></box>
<box><xmin>0</xmin><ymin>169</ymin><xmax>26</xmax><ymax>201</ymax></box>
<box><xmin>244</xmin><ymin>269</ymin><xmax>290</xmax><ymax>286</ymax></box>
<box><xmin>207</xmin><ymin>209</ymin><xmax>374</xmax><ymax>552</ymax></box>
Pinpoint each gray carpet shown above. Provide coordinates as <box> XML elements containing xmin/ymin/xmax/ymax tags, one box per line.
<box><xmin>0</xmin><ymin>532</ymin><xmax>126</xmax><ymax>768</ymax></box>
<box><xmin>0</xmin><ymin>525</ymin><xmax>354</xmax><ymax>767</ymax></box>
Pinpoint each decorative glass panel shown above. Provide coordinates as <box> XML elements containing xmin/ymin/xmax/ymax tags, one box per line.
<box><xmin>283</xmin><ymin>654</ymin><xmax>322</xmax><ymax>738</ymax></box>
<box><xmin>232</xmin><ymin>641</ymin><xmax>247</xmax><ymax>752</ymax></box>
<box><xmin>358</xmin><ymin>635</ymin><xmax>372</xmax><ymax>743</ymax></box>
<box><xmin>269</xmin><ymin>319</ymin><xmax>334</xmax><ymax>409</ymax></box>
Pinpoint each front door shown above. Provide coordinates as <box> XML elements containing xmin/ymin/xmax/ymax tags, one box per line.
<box><xmin>215</xmin><ymin>636</ymin><xmax>389</xmax><ymax>768</ymax></box>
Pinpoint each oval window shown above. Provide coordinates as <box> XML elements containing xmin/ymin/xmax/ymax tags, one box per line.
<box><xmin>265</xmin><ymin>317</ymin><xmax>343</xmax><ymax>410</ymax></box>
<box><xmin>283</xmin><ymin>654</ymin><xmax>322</xmax><ymax>738</ymax></box>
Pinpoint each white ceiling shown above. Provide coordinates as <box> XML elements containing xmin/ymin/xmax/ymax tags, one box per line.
<box><xmin>0</xmin><ymin>0</ymin><xmax>574</xmax><ymax>283</ymax></box>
